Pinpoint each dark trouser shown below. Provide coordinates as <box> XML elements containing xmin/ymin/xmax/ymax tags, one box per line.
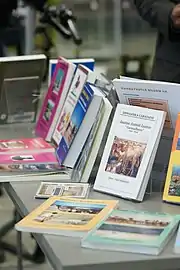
<box><xmin>151</xmin><ymin>58</ymin><xmax>180</xmax><ymax>83</ymax></box>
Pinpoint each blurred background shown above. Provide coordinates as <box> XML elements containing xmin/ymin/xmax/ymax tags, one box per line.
<box><xmin>6</xmin><ymin>0</ymin><xmax>157</xmax><ymax>80</ymax></box>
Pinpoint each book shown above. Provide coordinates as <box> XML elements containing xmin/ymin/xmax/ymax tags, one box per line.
<box><xmin>63</xmin><ymin>94</ymin><xmax>104</xmax><ymax>169</ymax></box>
<box><xmin>35</xmin><ymin>182</ymin><xmax>90</xmax><ymax>199</ymax></box>
<box><xmin>80</xmin><ymin>89</ymin><xmax>113</xmax><ymax>183</ymax></box>
<box><xmin>35</xmin><ymin>57</ymin><xmax>76</xmax><ymax>141</ymax></box>
<box><xmin>113</xmin><ymin>78</ymin><xmax>180</xmax><ymax>190</ymax></box>
<box><xmin>0</xmin><ymin>137</ymin><xmax>54</xmax><ymax>154</ymax></box>
<box><xmin>56</xmin><ymin>83</ymin><xmax>94</xmax><ymax>165</ymax></box>
<box><xmin>174</xmin><ymin>224</ymin><xmax>180</xmax><ymax>253</ymax></box>
<box><xmin>48</xmin><ymin>58</ymin><xmax>95</xmax><ymax>86</ymax></box>
<box><xmin>52</xmin><ymin>65</ymin><xmax>89</xmax><ymax>146</ymax></box>
<box><xmin>81</xmin><ymin>209</ymin><xmax>180</xmax><ymax>255</ymax></box>
<box><xmin>0</xmin><ymin>54</ymin><xmax>46</xmax><ymax>124</ymax></box>
<box><xmin>93</xmin><ymin>104</ymin><xmax>166</xmax><ymax>201</ymax></box>
<box><xmin>163</xmin><ymin>113</ymin><xmax>180</xmax><ymax>204</ymax></box>
<box><xmin>15</xmin><ymin>197</ymin><xmax>118</xmax><ymax>237</ymax></box>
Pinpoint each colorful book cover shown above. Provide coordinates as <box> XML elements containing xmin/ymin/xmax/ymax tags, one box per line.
<box><xmin>15</xmin><ymin>197</ymin><xmax>118</xmax><ymax>236</ymax></box>
<box><xmin>35</xmin><ymin>58</ymin><xmax>75</xmax><ymax>140</ymax></box>
<box><xmin>52</xmin><ymin>65</ymin><xmax>89</xmax><ymax>145</ymax></box>
<box><xmin>0</xmin><ymin>152</ymin><xmax>58</xmax><ymax>165</ymax></box>
<box><xmin>56</xmin><ymin>84</ymin><xmax>94</xmax><ymax>165</ymax></box>
<box><xmin>0</xmin><ymin>137</ymin><xmax>54</xmax><ymax>154</ymax></box>
<box><xmin>81</xmin><ymin>209</ymin><xmax>179</xmax><ymax>255</ymax></box>
<box><xmin>163</xmin><ymin>113</ymin><xmax>180</xmax><ymax>203</ymax></box>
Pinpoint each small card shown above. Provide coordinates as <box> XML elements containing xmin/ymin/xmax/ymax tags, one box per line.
<box><xmin>35</xmin><ymin>181</ymin><xmax>90</xmax><ymax>199</ymax></box>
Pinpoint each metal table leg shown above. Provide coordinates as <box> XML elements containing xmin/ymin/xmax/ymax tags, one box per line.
<box><xmin>16</xmin><ymin>212</ymin><xmax>23</xmax><ymax>270</ymax></box>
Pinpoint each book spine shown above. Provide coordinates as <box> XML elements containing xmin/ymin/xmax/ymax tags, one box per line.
<box><xmin>56</xmin><ymin>84</ymin><xmax>94</xmax><ymax>165</ymax></box>
<box><xmin>72</xmin><ymin>100</ymin><xmax>104</xmax><ymax>182</ymax></box>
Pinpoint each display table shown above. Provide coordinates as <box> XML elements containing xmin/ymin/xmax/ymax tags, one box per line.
<box><xmin>3</xmin><ymin>181</ymin><xmax>180</xmax><ymax>270</ymax></box>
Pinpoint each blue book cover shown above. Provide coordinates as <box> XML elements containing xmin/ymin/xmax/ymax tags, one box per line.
<box><xmin>56</xmin><ymin>83</ymin><xmax>94</xmax><ymax>165</ymax></box>
<box><xmin>51</xmin><ymin>59</ymin><xmax>95</xmax><ymax>81</ymax></box>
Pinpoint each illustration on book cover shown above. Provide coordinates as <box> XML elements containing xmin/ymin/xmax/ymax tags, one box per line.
<box><xmin>105</xmin><ymin>136</ymin><xmax>146</xmax><ymax>178</ymax></box>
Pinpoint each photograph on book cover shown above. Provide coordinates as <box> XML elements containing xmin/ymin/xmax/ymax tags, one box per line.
<box><xmin>11</xmin><ymin>155</ymin><xmax>35</xmax><ymax>161</ymax></box>
<box><xmin>52</xmin><ymin>69</ymin><xmax>65</xmax><ymax>94</ymax></box>
<box><xmin>43</xmin><ymin>99</ymin><xmax>55</xmax><ymax>122</ymax></box>
<box><xmin>93</xmin><ymin>211</ymin><xmax>171</xmax><ymax>241</ymax></box>
<box><xmin>168</xmin><ymin>165</ymin><xmax>180</xmax><ymax>196</ymax></box>
<box><xmin>105</xmin><ymin>136</ymin><xmax>146</xmax><ymax>178</ymax></box>
<box><xmin>33</xmin><ymin>201</ymin><xmax>106</xmax><ymax>225</ymax></box>
<box><xmin>38</xmin><ymin>183</ymin><xmax>63</xmax><ymax>197</ymax></box>
<box><xmin>127</xmin><ymin>97</ymin><xmax>172</xmax><ymax>129</ymax></box>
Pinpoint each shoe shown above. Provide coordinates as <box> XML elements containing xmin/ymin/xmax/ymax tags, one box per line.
<box><xmin>32</xmin><ymin>245</ymin><xmax>45</xmax><ymax>264</ymax></box>
<box><xmin>0</xmin><ymin>247</ymin><xmax>5</xmax><ymax>263</ymax></box>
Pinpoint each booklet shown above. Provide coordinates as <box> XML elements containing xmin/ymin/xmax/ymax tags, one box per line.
<box><xmin>82</xmin><ymin>209</ymin><xmax>179</xmax><ymax>255</ymax></box>
<box><xmin>15</xmin><ymin>197</ymin><xmax>118</xmax><ymax>237</ymax></box>
<box><xmin>35</xmin><ymin>182</ymin><xmax>90</xmax><ymax>199</ymax></box>
<box><xmin>93</xmin><ymin>104</ymin><xmax>166</xmax><ymax>201</ymax></box>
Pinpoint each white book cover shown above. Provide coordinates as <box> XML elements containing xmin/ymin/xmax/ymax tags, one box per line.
<box><xmin>113</xmin><ymin>78</ymin><xmax>180</xmax><ymax>190</ymax></box>
<box><xmin>52</xmin><ymin>65</ymin><xmax>88</xmax><ymax>145</ymax></box>
<box><xmin>81</xmin><ymin>97</ymin><xmax>112</xmax><ymax>183</ymax></box>
<box><xmin>93</xmin><ymin>104</ymin><xmax>166</xmax><ymax>200</ymax></box>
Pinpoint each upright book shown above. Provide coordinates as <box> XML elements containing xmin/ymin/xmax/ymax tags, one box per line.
<box><xmin>15</xmin><ymin>197</ymin><xmax>118</xmax><ymax>237</ymax></box>
<box><xmin>82</xmin><ymin>209</ymin><xmax>179</xmax><ymax>255</ymax></box>
<box><xmin>113</xmin><ymin>78</ymin><xmax>180</xmax><ymax>190</ymax></box>
<box><xmin>94</xmin><ymin>104</ymin><xmax>166</xmax><ymax>201</ymax></box>
<box><xmin>56</xmin><ymin>83</ymin><xmax>94</xmax><ymax>165</ymax></box>
<box><xmin>35</xmin><ymin>57</ymin><xmax>76</xmax><ymax>141</ymax></box>
<box><xmin>52</xmin><ymin>65</ymin><xmax>89</xmax><ymax>146</ymax></box>
<box><xmin>163</xmin><ymin>113</ymin><xmax>180</xmax><ymax>204</ymax></box>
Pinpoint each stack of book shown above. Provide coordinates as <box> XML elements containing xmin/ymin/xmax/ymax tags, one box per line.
<box><xmin>15</xmin><ymin>181</ymin><xmax>180</xmax><ymax>256</ymax></box>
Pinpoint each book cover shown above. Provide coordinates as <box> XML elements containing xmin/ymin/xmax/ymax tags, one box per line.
<box><xmin>163</xmin><ymin>113</ymin><xmax>180</xmax><ymax>203</ymax></box>
<box><xmin>52</xmin><ymin>65</ymin><xmax>89</xmax><ymax>145</ymax></box>
<box><xmin>93</xmin><ymin>104</ymin><xmax>166</xmax><ymax>201</ymax></box>
<box><xmin>82</xmin><ymin>209</ymin><xmax>179</xmax><ymax>255</ymax></box>
<box><xmin>35</xmin><ymin>182</ymin><xmax>90</xmax><ymax>199</ymax></box>
<box><xmin>56</xmin><ymin>84</ymin><xmax>94</xmax><ymax>165</ymax></box>
<box><xmin>15</xmin><ymin>197</ymin><xmax>118</xmax><ymax>236</ymax></box>
<box><xmin>0</xmin><ymin>137</ymin><xmax>54</xmax><ymax>154</ymax></box>
<box><xmin>35</xmin><ymin>58</ymin><xmax>75</xmax><ymax>141</ymax></box>
<box><xmin>48</xmin><ymin>58</ymin><xmax>95</xmax><ymax>86</ymax></box>
<box><xmin>0</xmin><ymin>152</ymin><xmax>58</xmax><ymax>165</ymax></box>
<box><xmin>113</xmin><ymin>78</ymin><xmax>180</xmax><ymax>190</ymax></box>
<box><xmin>174</xmin><ymin>224</ymin><xmax>180</xmax><ymax>253</ymax></box>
